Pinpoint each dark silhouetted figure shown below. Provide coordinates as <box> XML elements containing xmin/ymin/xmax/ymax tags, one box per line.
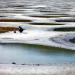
<box><xmin>12</xmin><ymin>62</ymin><xmax>16</xmax><ymax>64</ymax></box>
<box><xmin>19</xmin><ymin>26</ymin><xmax>24</xmax><ymax>33</ymax></box>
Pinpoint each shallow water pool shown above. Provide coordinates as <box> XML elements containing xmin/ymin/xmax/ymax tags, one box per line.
<box><xmin>0</xmin><ymin>43</ymin><xmax>75</xmax><ymax>64</ymax></box>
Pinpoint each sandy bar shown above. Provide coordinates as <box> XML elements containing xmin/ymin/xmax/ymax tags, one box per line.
<box><xmin>0</xmin><ymin>64</ymin><xmax>75</xmax><ymax>75</ymax></box>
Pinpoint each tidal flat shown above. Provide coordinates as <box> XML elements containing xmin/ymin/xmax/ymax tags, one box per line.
<box><xmin>0</xmin><ymin>0</ymin><xmax>75</xmax><ymax>74</ymax></box>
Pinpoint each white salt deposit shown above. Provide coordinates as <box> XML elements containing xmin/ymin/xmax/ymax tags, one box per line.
<box><xmin>0</xmin><ymin>29</ymin><xmax>75</xmax><ymax>50</ymax></box>
<box><xmin>0</xmin><ymin>64</ymin><xmax>74</xmax><ymax>75</ymax></box>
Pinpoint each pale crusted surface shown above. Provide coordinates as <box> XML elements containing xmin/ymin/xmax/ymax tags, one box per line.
<box><xmin>0</xmin><ymin>30</ymin><xmax>75</xmax><ymax>50</ymax></box>
<box><xmin>0</xmin><ymin>64</ymin><xmax>75</xmax><ymax>75</ymax></box>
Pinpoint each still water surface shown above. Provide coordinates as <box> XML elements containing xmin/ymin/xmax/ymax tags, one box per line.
<box><xmin>0</xmin><ymin>43</ymin><xmax>75</xmax><ymax>64</ymax></box>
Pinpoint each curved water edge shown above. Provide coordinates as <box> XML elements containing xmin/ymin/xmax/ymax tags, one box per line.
<box><xmin>0</xmin><ymin>43</ymin><xmax>75</xmax><ymax>65</ymax></box>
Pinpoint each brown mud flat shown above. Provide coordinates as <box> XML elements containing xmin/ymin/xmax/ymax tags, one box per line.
<box><xmin>0</xmin><ymin>19</ymin><xmax>32</xmax><ymax>22</ymax></box>
<box><xmin>0</xmin><ymin>27</ymin><xmax>19</xmax><ymax>33</ymax></box>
